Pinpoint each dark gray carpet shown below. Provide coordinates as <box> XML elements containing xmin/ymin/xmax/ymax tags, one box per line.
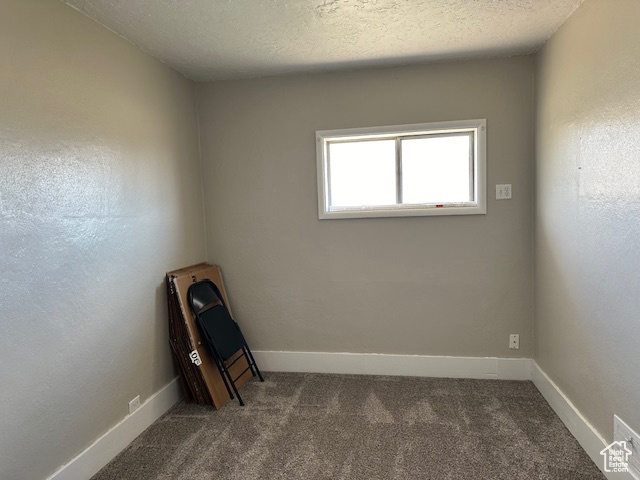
<box><xmin>92</xmin><ymin>373</ymin><xmax>604</xmax><ymax>479</ymax></box>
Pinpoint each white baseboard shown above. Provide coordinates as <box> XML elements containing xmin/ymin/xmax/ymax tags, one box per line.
<box><xmin>46</xmin><ymin>377</ymin><xmax>182</xmax><ymax>480</ymax></box>
<box><xmin>253</xmin><ymin>350</ymin><xmax>532</xmax><ymax>380</ymax></box>
<box><xmin>531</xmin><ymin>362</ymin><xmax>635</xmax><ymax>480</ymax></box>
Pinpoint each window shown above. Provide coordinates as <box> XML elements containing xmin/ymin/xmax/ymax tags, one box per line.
<box><xmin>316</xmin><ymin>119</ymin><xmax>486</xmax><ymax>219</ymax></box>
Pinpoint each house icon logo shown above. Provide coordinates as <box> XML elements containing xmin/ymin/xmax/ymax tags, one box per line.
<box><xmin>600</xmin><ymin>440</ymin><xmax>631</xmax><ymax>473</ymax></box>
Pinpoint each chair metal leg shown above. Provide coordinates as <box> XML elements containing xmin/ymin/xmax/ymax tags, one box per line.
<box><xmin>216</xmin><ymin>360</ymin><xmax>235</xmax><ymax>400</ymax></box>
<box><xmin>242</xmin><ymin>348</ymin><xmax>258</xmax><ymax>378</ymax></box>
<box><xmin>244</xmin><ymin>346</ymin><xmax>264</xmax><ymax>382</ymax></box>
<box><xmin>221</xmin><ymin>361</ymin><xmax>244</xmax><ymax>406</ymax></box>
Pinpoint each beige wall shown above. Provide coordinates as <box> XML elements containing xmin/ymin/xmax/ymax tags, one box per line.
<box><xmin>535</xmin><ymin>0</ymin><xmax>640</xmax><ymax>440</ymax></box>
<box><xmin>0</xmin><ymin>1</ymin><xmax>205</xmax><ymax>478</ymax></box>
<box><xmin>197</xmin><ymin>57</ymin><xmax>534</xmax><ymax>358</ymax></box>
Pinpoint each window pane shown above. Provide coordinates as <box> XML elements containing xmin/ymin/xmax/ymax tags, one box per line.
<box><xmin>401</xmin><ymin>134</ymin><xmax>472</xmax><ymax>204</ymax></box>
<box><xmin>328</xmin><ymin>140</ymin><xmax>396</xmax><ymax>208</ymax></box>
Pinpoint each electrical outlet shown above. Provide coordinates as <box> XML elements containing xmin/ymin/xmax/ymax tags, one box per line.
<box><xmin>128</xmin><ymin>395</ymin><xmax>141</xmax><ymax>414</ymax></box>
<box><xmin>614</xmin><ymin>415</ymin><xmax>640</xmax><ymax>476</ymax></box>
<box><xmin>496</xmin><ymin>184</ymin><xmax>512</xmax><ymax>200</ymax></box>
<box><xmin>509</xmin><ymin>334</ymin><xmax>520</xmax><ymax>349</ymax></box>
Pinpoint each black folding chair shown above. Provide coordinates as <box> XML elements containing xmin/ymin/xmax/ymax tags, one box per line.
<box><xmin>187</xmin><ymin>280</ymin><xmax>264</xmax><ymax>406</ymax></box>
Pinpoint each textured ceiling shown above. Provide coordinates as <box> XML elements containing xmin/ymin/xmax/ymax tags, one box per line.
<box><xmin>63</xmin><ymin>0</ymin><xmax>584</xmax><ymax>81</ymax></box>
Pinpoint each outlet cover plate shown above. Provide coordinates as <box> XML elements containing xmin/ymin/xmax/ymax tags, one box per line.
<box><xmin>496</xmin><ymin>184</ymin><xmax>512</xmax><ymax>200</ymax></box>
<box><xmin>129</xmin><ymin>395</ymin><xmax>141</xmax><ymax>415</ymax></box>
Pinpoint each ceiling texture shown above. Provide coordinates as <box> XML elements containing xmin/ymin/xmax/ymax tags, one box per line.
<box><xmin>63</xmin><ymin>0</ymin><xmax>584</xmax><ymax>82</ymax></box>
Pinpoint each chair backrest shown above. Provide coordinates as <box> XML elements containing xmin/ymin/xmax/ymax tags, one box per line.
<box><xmin>187</xmin><ymin>279</ymin><xmax>225</xmax><ymax>314</ymax></box>
<box><xmin>187</xmin><ymin>280</ymin><xmax>245</xmax><ymax>362</ymax></box>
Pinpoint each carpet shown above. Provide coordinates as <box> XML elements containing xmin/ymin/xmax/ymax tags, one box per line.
<box><xmin>92</xmin><ymin>373</ymin><xmax>605</xmax><ymax>479</ymax></box>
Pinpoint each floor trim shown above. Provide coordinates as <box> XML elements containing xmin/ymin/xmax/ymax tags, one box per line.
<box><xmin>253</xmin><ymin>350</ymin><xmax>532</xmax><ymax>380</ymax></box>
<box><xmin>46</xmin><ymin>377</ymin><xmax>182</xmax><ymax>480</ymax></box>
<box><xmin>531</xmin><ymin>361</ymin><xmax>634</xmax><ymax>480</ymax></box>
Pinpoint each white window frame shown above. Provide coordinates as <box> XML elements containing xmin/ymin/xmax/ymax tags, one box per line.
<box><xmin>316</xmin><ymin>119</ymin><xmax>486</xmax><ymax>219</ymax></box>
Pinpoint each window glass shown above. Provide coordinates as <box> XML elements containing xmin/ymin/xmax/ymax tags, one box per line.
<box><xmin>401</xmin><ymin>134</ymin><xmax>471</xmax><ymax>204</ymax></box>
<box><xmin>328</xmin><ymin>140</ymin><xmax>396</xmax><ymax>207</ymax></box>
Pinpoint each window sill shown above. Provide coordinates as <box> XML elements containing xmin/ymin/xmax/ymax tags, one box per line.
<box><xmin>319</xmin><ymin>203</ymin><xmax>486</xmax><ymax>219</ymax></box>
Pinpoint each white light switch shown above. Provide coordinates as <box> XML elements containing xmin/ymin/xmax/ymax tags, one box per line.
<box><xmin>496</xmin><ymin>184</ymin><xmax>512</xmax><ymax>200</ymax></box>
